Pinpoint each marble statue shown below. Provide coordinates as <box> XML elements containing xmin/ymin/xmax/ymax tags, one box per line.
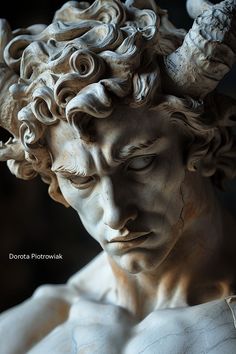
<box><xmin>0</xmin><ymin>0</ymin><xmax>236</xmax><ymax>352</ymax></box>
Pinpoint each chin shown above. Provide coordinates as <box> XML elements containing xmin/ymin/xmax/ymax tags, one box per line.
<box><xmin>115</xmin><ymin>250</ymin><xmax>163</xmax><ymax>274</ymax></box>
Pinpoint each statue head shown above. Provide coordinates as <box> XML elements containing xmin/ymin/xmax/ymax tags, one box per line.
<box><xmin>0</xmin><ymin>0</ymin><xmax>236</xmax><ymax>273</ymax></box>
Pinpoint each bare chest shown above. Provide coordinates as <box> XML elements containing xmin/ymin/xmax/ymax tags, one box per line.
<box><xmin>28</xmin><ymin>298</ymin><xmax>236</xmax><ymax>354</ymax></box>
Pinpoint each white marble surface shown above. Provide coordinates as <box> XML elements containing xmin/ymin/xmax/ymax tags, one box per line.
<box><xmin>0</xmin><ymin>1</ymin><xmax>236</xmax><ymax>353</ymax></box>
<box><xmin>0</xmin><ymin>279</ymin><xmax>236</xmax><ymax>354</ymax></box>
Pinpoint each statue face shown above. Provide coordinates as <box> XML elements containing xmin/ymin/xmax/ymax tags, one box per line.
<box><xmin>48</xmin><ymin>106</ymin><xmax>193</xmax><ymax>274</ymax></box>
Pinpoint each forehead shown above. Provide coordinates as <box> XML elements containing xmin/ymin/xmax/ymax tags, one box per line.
<box><xmin>48</xmin><ymin>105</ymin><xmax>173</xmax><ymax>168</ymax></box>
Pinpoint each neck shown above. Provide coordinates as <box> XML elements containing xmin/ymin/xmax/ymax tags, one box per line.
<box><xmin>108</xmin><ymin>179</ymin><xmax>234</xmax><ymax>319</ymax></box>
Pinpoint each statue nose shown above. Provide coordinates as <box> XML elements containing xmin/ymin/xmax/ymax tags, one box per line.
<box><xmin>104</xmin><ymin>205</ymin><xmax>137</xmax><ymax>230</ymax></box>
<box><xmin>101</xmin><ymin>177</ymin><xmax>137</xmax><ymax>230</ymax></box>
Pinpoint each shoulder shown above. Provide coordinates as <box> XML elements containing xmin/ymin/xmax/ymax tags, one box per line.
<box><xmin>0</xmin><ymin>252</ymin><xmax>113</xmax><ymax>354</ymax></box>
<box><xmin>0</xmin><ymin>284</ymin><xmax>76</xmax><ymax>354</ymax></box>
<box><xmin>125</xmin><ymin>297</ymin><xmax>236</xmax><ymax>354</ymax></box>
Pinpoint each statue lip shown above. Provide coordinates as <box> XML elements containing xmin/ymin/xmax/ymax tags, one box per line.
<box><xmin>109</xmin><ymin>232</ymin><xmax>151</xmax><ymax>243</ymax></box>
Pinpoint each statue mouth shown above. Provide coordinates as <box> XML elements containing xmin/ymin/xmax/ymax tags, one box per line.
<box><xmin>109</xmin><ymin>232</ymin><xmax>151</xmax><ymax>244</ymax></box>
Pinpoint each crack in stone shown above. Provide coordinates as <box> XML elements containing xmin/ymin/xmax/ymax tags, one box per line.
<box><xmin>178</xmin><ymin>169</ymin><xmax>187</xmax><ymax>233</ymax></box>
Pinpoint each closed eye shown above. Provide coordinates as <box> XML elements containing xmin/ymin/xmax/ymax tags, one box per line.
<box><xmin>127</xmin><ymin>155</ymin><xmax>155</xmax><ymax>171</ymax></box>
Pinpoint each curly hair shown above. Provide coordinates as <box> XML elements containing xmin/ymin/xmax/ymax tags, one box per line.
<box><xmin>0</xmin><ymin>0</ymin><xmax>236</xmax><ymax>206</ymax></box>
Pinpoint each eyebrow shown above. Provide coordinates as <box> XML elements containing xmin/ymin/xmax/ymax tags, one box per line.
<box><xmin>52</xmin><ymin>137</ymin><xmax>161</xmax><ymax>176</ymax></box>
<box><xmin>114</xmin><ymin>137</ymin><xmax>160</xmax><ymax>162</ymax></box>
<box><xmin>51</xmin><ymin>163</ymin><xmax>89</xmax><ymax>177</ymax></box>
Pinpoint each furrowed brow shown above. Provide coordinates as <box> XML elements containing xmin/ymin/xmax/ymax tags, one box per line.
<box><xmin>51</xmin><ymin>164</ymin><xmax>88</xmax><ymax>177</ymax></box>
<box><xmin>116</xmin><ymin>138</ymin><xmax>159</xmax><ymax>161</ymax></box>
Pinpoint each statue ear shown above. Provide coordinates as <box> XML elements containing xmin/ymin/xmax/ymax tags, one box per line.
<box><xmin>187</xmin><ymin>148</ymin><xmax>217</xmax><ymax>177</ymax></box>
<box><xmin>186</xmin><ymin>136</ymin><xmax>217</xmax><ymax>177</ymax></box>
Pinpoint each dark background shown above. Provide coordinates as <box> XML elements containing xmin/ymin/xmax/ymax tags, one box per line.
<box><xmin>0</xmin><ymin>0</ymin><xmax>235</xmax><ymax>312</ymax></box>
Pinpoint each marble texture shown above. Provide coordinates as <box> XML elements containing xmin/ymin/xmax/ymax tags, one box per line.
<box><xmin>0</xmin><ymin>0</ymin><xmax>236</xmax><ymax>353</ymax></box>
<box><xmin>1</xmin><ymin>253</ymin><xmax>236</xmax><ymax>353</ymax></box>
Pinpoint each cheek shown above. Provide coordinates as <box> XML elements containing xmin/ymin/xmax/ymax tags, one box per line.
<box><xmin>58</xmin><ymin>177</ymin><xmax>103</xmax><ymax>226</ymax></box>
<box><xmin>140</xmin><ymin>158</ymin><xmax>185</xmax><ymax>203</ymax></box>
<box><xmin>139</xmin><ymin>157</ymin><xmax>186</xmax><ymax>232</ymax></box>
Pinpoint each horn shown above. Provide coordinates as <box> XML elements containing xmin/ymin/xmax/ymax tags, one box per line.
<box><xmin>163</xmin><ymin>0</ymin><xmax>236</xmax><ymax>99</ymax></box>
<box><xmin>186</xmin><ymin>0</ymin><xmax>213</xmax><ymax>19</ymax></box>
<box><xmin>0</xmin><ymin>19</ymin><xmax>23</xmax><ymax>161</ymax></box>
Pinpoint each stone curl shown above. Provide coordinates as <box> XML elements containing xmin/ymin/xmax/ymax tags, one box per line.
<box><xmin>0</xmin><ymin>0</ymin><xmax>235</xmax><ymax>206</ymax></box>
